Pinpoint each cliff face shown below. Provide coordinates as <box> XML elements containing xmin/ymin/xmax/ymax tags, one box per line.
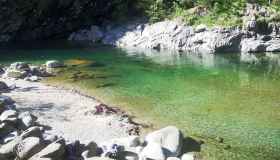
<box><xmin>0</xmin><ymin>0</ymin><xmax>128</xmax><ymax>42</ymax></box>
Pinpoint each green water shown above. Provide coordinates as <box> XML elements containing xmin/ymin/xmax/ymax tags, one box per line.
<box><xmin>0</xmin><ymin>42</ymin><xmax>280</xmax><ymax>160</ymax></box>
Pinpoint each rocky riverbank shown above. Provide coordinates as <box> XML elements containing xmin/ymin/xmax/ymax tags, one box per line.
<box><xmin>0</xmin><ymin>62</ymin><xmax>199</xmax><ymax>160</ymax></box>
<box><xmin>68</xmin><ymin>3</ymin><xmax>280</xmax><ymax>54</ymax></box>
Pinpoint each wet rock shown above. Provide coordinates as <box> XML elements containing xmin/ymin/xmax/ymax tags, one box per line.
<box><xmin>16</xmin><ymin>137</ymin><xmax>45</xmax><ymax>159</ymax></box>
<box><xmin>29</xmin><ymin>138</ymin><xmax>66</xmax><ymax>160</ymax></box>
<box><xmin>46</xmin><ymin>60</ymin><xmax>64</xmax><ymax>68</ymax></box>
<box><xmin>0</xmin><ymin>109</ymin><xmax>18</xmax><ymax>123</ymax></box>
<box><xmin>145</xmin><ymin>126</ymin><xmax>183</xmax><ymax>157</ymax></box>
<box><xmin>139</xmin><ymin>142</ymin><xmax>165</xmax><ymax>160</ymax></box>
<box><xmin>18</xmin><ymin>112</ymin><xmax>37</xmax><ymax>129</ymax></box>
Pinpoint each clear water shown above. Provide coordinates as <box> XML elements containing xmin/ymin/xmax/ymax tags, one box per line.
<box><xmin>0</xmin><ymin>41</ymin><xmax>280</xmax><ymax>160</ymax></box>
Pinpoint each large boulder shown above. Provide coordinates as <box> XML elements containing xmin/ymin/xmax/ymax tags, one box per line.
<box><xmin>102</xmin><ymin>20</ymin><xmax>243</xmax><ymax>54</ymax></box>
<box><xmin>29</xmin><ymin>138</ymin><xmax>66</xmax><ymax>160</ymax></box>
<box><xmin>3</xmin><ymin>68</ymin><xmax>29</xmax><ymax>79</ymax></box>
<box><xmin>46</xmin><ymin>60</ymin><xmax>64</xmax><ymax>68</ymax></box>
<box><xmin>16</xmin><ymin>137</ymin><xmax>45</xmax><ymax>159</ymax></box>
<box><xmin>145</xmin><ymin>126</ymin><xmax>183</xmax><ymax>157</ymax></box>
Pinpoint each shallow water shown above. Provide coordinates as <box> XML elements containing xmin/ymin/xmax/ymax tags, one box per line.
<box><xmin>1</xmin><ymin>41</ymin><xmax>280</xmax><ymax>160</ymax></box>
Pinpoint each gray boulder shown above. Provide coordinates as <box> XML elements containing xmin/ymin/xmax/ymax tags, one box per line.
<box><xmin>241</xmin><ymin>39</ymin><xmax>267</xmax><ymax>53</ymax></box>
<box><xmin>145</xmin><ymin>126</ymin><xmax>183</xmax><ymax>157</ymax></box>
<box><xmin>2</xmin><ymin>131</ymin><xmax>19</xmax><ymax>144</ymax></box>
<box><xmin>46</xmin><ymin>60</ymin><xmax>64</xmax><ymax>68</ymax></box>
<box><xmin>3</xmin><ymin>68</ymin><xmax>29</xmax><ymax>79</ymax></box>
<box><xmin>29</xmin><ymin>138</ymin><xmax>66</xmax><ymax>160</ymax></box>
<box><xmin>16</xmin><ymin>137</ymin><xmax>45</xmax><ymax>159</ymax></box>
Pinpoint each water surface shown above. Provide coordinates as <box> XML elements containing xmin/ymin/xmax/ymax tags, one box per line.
<box><xmin>0</xmin><ymin>41</ymin><xmax>280</xmax><ymax>160</ymax></box>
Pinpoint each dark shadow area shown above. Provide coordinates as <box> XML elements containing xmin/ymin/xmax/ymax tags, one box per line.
<box><xmin>89</xmin><ymin>62</ymin><xmax>107</xmax><ymax>68</ymax></box>
<box><xmin>182</xmin><ymin>137</ymin><xmax>203</xmax><ymax>153</ymax></box>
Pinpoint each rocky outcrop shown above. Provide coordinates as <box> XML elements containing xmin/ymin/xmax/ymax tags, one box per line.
<box><xmin>68</xmin><ymin>3</ymin><xmax>280</xmax><ymax>54</ymax></box>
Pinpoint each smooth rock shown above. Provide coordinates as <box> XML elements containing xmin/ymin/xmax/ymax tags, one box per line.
<box><xmin>29</xmin><ymin>138</ymin><xmax>66</xmax><ymax>160</ymax></box>
<box><xmin>46</xmin><ymin>60</ymin><xmax>64</xmax><ymax>68</ymax></box>
<box><xmin>145</xmin><ymin>126</ymin><xmax>183</xmax><ymax>157</ymax></box>
<box><xmin>16</xmin><ymin>137</ymin><xmax>44</xmax><ymax>159</ymax></box>
<box><xmin>139</xmin><ymin>142</ymin><xmax>165</xmax><ymax>160</ymax></box>
<box><xmin>3</xmin><ymin>68</ymin><xmax>28</xmax><ymax>79</ymax></box>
